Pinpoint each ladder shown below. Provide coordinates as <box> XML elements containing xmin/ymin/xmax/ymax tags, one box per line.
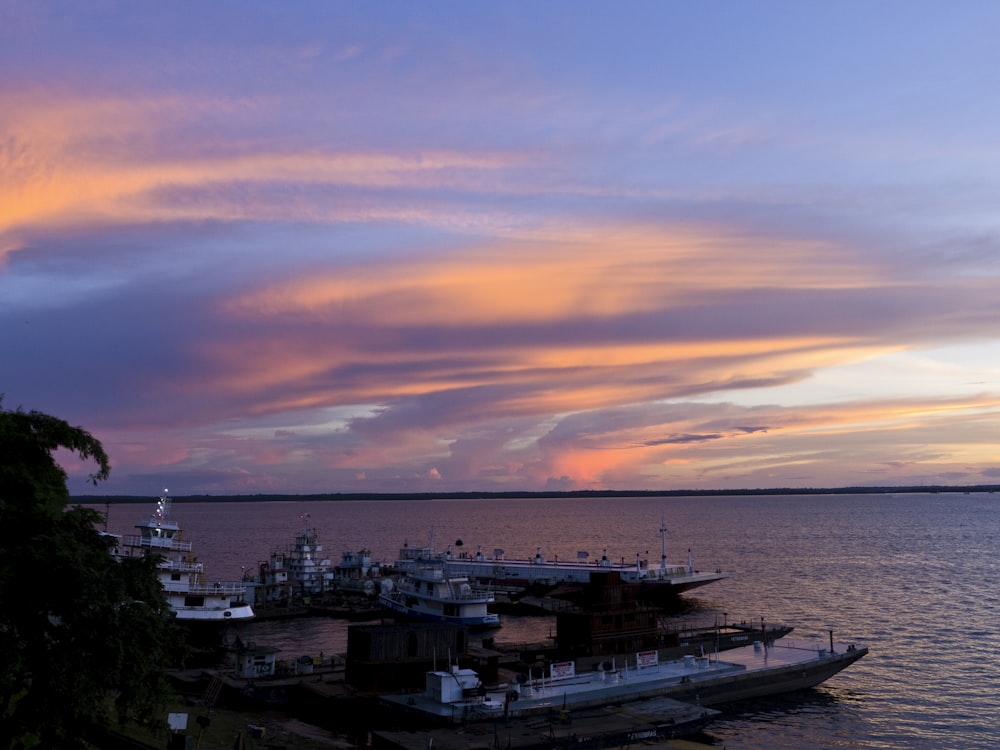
<box><xmin>201</xmin><ymin>671</ymin><xmax>226</xmax><ymax>709</ymax></box>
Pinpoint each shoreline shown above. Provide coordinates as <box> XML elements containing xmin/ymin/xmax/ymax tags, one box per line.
<box><xmin>72</xmin><ymin>485</ymin><xmax>999</xmax><ymax>504</ymax></box>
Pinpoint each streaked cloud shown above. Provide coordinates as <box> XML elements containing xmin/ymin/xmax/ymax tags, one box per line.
<box><xmin>1</xmin><ymin>89</ymin><xmax>531</xmax><ymax>263</ymax></box>
<box><xmin>3</xmin><ymin>2</ymin><xmax>1000</xmax><ymax>494</ymax></box>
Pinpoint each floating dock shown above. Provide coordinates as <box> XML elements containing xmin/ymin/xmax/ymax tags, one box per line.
<box><xmin>373</xmin><ymin>697</ymin><xmax>719</xmax><ymax>750</ymax></box>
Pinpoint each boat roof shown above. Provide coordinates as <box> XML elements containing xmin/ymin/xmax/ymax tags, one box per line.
<box><xmin>136</xmin><ymin>493</ymin><xmax>181</xmax><ymax>532</ymax></box>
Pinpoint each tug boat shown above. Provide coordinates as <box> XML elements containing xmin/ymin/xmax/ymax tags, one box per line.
<box><xmin>335</xmin><ymin>548</ymin><xmax>382</xmax><ymax>596</ymax></box>
<box><xmin>284</xmin><ymin>514</ymin><xmax>336</xmax><ymax>597</ymax></box>
<box><xmin>242</xmin><ymin>517</ymin><xmax>344</xmax><ymax>615</ymax></box>
<box><xmin>115</xmin><ymin>492</ymin><xmax>254</xmax><ymax>624</ymax></box>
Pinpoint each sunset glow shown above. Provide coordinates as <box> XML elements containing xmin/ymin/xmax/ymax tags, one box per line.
<box><xmin>4</xmin><ymin>2</ymin><xmax>1000</xmax><ymax>494</ymax></box>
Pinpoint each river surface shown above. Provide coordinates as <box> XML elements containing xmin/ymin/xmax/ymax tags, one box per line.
<box><xmin>93</xmin><ymin>493</ymin><xmax>1000</xmax><ymax>749</ymax></box>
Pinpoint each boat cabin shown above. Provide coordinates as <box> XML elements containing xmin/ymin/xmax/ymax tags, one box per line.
<box><xmin>235</xmin><ymin>644</ymin><xmax>280</xmax><ymax>679</ymax></box>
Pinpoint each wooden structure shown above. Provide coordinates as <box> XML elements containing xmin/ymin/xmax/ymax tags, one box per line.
<box><xmin>346</xmin><ymin>622</ymin><xmax>499</xmax><ymax>692</ymax></box>
<box><xmin>555</xmin><ymin>571</ymin><xmax>661</xmax><ymax>657</ymax></box>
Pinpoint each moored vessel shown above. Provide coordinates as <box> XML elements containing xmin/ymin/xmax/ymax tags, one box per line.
<box><xmin>114</xmin><ymin>492</ymin><xmax>254</xmax><ymax>624</ymax></box>
<box><xmin>381</xmin><ymin>633</ymin><xmax>868</xmax><ymax>724</ymax></box>
<box><xmin>284</xmin><ymin>514</ymin><xmax>336</xmax><ymax>598</ymax></box>
<box><xmin>439</xmin><ymin>517</ymin><xmax>727</xmax><ymax>606</ymax></box>
<box><xmin>379</xmin><ymin>564</ymin><xmax>501</xmax><ymax>629</ymax></box>
<box><xmin>335</xmin><ymin>547</ymin><xmax>382</xmax><ymax>596</ymax></box>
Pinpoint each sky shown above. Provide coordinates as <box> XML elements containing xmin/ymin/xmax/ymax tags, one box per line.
<box><xmin>3</xmin><ymin>1</ymin><xmax>1000</xmax><ymax>496</ymax></box>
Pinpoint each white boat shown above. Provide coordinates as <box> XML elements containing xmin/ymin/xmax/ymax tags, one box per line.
<box><xmin>115</xmin><ymin>492</ymin><xmax>254</xmax><ymax>623</ymax></box>
<box><xmin>284</xmin><ymin>515</ymin><xmax>336</xmax><ymax>597</ymax></box>
<box><xmin>335</xmin><ymin>548</ymin><xmax>382</xmax><ymax>596</ymax></box>
<box><xmin>243</xmin><ymin>517</ymin><xmax>344</xmax><ymax>612</ymax></box>
<box><xmin>438</xmin><ymin>517</ymin><xmax>727</xmax><ymax>605</ymax></box>
<box><xmin>379</xmin><ymin>564</ymin><xmax>501</xmax><ymax>629</ymax></box>
<box><xmin>381</xmin><ymin>634</ymin><xmax>868</xmax><ymax>723</ymax></box>
<box><xmin>390</xmin><ymin>539</ymin><xmax>437</xmax><ymax>572</ymax></box>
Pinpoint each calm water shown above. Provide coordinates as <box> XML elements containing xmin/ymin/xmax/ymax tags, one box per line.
<box><xmin>95</xmin><ymin>493</ymin><xmax>1000</xmax><ymax>749</ymax></box>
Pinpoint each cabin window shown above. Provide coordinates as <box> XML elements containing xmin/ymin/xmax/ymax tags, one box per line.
<box><xmin>184</xmin><ymin>596</ymin><xmax>205</xmax><ymax>607</ymax></box>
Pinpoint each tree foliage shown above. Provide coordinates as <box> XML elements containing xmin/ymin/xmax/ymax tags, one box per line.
<box><xmin>0</xmin><ymin>400</ymin><xmax>180</xmax><ymax>749</ymax></box>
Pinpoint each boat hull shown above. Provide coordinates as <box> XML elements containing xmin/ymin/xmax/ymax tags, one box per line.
<box><xmin>658</xmin><ymin>646</ymin><xmax>868</xmax><ymax>706</ymax></box>
<box><xmin>444</xmin><ymin>560</ymin><xmax>727</xmax><ymax>607</ymax></box>
<box><xmin>374</xmin><ymin>697</ymin><xmax>719</xmax><ymax>747</ymax></box>
<box><xmin>173</xmin><ymin>603</ymin><xmax>256</xmax><ymax>623</ymax></box>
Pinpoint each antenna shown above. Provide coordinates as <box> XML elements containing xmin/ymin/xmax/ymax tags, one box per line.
<box><xmin>153</xmin><ymin>489</ymin><xmax>171</xmax><ymax>525</ymax></box>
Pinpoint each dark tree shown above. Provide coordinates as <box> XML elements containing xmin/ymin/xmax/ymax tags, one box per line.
<box><xmin>0</xmin><ymin>400</ymin><xmax>179</xmax><ymax>749</ymax></box>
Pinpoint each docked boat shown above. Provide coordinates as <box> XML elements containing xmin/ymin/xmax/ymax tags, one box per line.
<box><xmin>284</xmin><ymin>515</ymin><xmax>336</xmax><ymax>598</ymax></box>
<box><xmin>245</xmin><ymin>516</ymin><xmax>337</xmax><ymax>606</ymax></box>
<box><xmin>381</xmin><ymin>633</ymin><xmax>868</xmax><ymax>724</ymax></box>
<box><xmin>115</xmin><ymin>492</ymin><xmax>254</xmax><ymax>624</ymax></box>
<box><xmin>242</xmin><ymin>541</ymin><xmax>295</xmax><ymax>608</ymax></box>
<box><xmin>335</xmin><ymin>548</ymin><xmax>382</xmax><ymax>596</ymax></box>
<box><xmin>438</xmin><ymin>518</ymin><xmax>727</xmax><ymax>606</ymax></box>
<box><xmin>379</xmin><ymin>564</ymin><xmax>501</xmax><ymax>630</ymax></box>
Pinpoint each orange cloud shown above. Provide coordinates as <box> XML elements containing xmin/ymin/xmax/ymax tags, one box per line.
<box><xmin>0</xmin><ymin>89</ymin><xmax>527</xmax><ymax>261</ymax></box>
<box><xmin>505</xmin><ymin>390</ymin><xmax>1000</xmax><ymax>490</ymax></box>
<box><xmin>228</xmin><ymin>226</ymin><xmax>879</xmax><ymax>325</ymax></box>
<box><xmin>207</xmin><ymin>223</ymin><xmax>900</xmax><ymax>424</ymax></box>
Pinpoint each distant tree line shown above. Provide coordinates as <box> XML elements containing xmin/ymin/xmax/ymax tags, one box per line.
<box><xmin>76</xmin><ymin>484</ymin><xmax>1000</xmax><ymax>504</ymax></box>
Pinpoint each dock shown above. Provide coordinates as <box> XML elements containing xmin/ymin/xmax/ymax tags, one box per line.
<box><xmin>373</xmin><ymin>697</ymin><xmax>718</xmax><ymax>750</ymax></box>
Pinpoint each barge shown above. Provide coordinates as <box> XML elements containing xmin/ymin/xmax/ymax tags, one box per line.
<box><xmin>380</xmin><ymin>634</ymin><xmax>867</xmax><ymax>724</ymax></box>
<box><xmin>433</xmin><ymin>518</ymin><xmax>727</xmax><ymax>606</ymax></box>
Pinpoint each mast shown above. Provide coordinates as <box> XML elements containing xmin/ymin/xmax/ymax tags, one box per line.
<box><xmin>660</xmin><ymin>514</ymin><xmax>667</xmax><ymax>570</ymax></box>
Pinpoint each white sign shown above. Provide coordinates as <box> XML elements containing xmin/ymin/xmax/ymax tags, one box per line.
<box><xmin>167</xmin><ymin>713</ymin><xmax>188</xmax><ymax>730</ymax></box>
<box><xmin>550</xmin><ymin>661</ymin><xmax>575</xmax><ymax>680</ymax></box>
<box><xmin>636</xmin><ymin>650</ymin><xmax>658</xmax><ymax>669</ymax></box>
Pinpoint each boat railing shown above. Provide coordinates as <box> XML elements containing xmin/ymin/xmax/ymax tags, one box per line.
<box><xmin>158</xmin><ymin>559</ymin><xmax>203</xmax><ymax>574</ymax></box>
<box><xmin>162</xmin><ymin>580</ymin><xmax>247</xmax><ymax>596</ymax></box>
<box><xmin>121</xmin><ymin>534</ymin><xmax>193</xmax><ymax>552</ymax></box>
<box><xmin>448</xmin><ymin>585</ymin><xmax>494</xmax><ymax>601</ymax></box>
<box><xmin>760</xmin><ymin>636</ymin><xmax>841</xmax><ymax>654</ymax></box>
<box><xmin>445</xmin><ymin>558</ymin><xmax>695</xmax><ymax>573</ymax></box>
